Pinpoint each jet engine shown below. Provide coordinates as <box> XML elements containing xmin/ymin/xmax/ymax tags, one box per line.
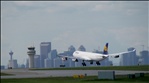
<box><xmin>114</xmin><ymin>55</ymin><xmax>119</xmax><ymax>58</ymax></box>
<box><xmin>72</xmin><ymin>58</ymin><xmax>78</xmax><ymax>62</ymax></box>
<box><xmin>61</xmin><ymin>57</ymin><xmax>67</xmax><ymax>61</ymax></box>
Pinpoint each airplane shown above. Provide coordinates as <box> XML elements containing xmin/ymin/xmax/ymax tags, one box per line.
<box><xmin>58</xmin><ymin>43</ymin><xmax>136</xmax><ymax>66</ymax></box>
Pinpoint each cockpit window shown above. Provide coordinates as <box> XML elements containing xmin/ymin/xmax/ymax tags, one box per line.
<box><xmin>75</xmin><ymin>52</ymin><xmax>79</xmax><ymax>54</ymax></box>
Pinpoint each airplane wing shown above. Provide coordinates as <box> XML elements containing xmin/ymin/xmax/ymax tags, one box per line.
<box><xmin>58</xmin><ymin>55</ymin><xmax>91</xmax><ymax>61</ymax></box>
<box><xmin>58</xmin><ymin>55</ymin><xmax>77</xmax><ymax>61</ymax></box>
<box><xmin>109</xmin><ymin>49</ymin><xmax>136</xmax><ymax>58</ymax></box>
<box><xmin>58</xmin><ymin>55</ymin><xmax>75</xmax><ymax>59</ymax></box>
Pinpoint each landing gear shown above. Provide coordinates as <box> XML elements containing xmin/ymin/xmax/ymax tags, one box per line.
<box><xmin>90</xmin><ymin>61</ymin><xmax>93</xmax><ymax>64</ymax></box>
<box><xmin>82</xmin><ymin>60</ymin><xmax>86</xmax><ymax>66</ymax></box>
<box><xmin>96</xmin><ymin>61</ymin><xmax>100</xmax><ymax>65</ymax></box>
<box><xmin>82</xmin><ymin>62</ymin><xmax>86</xmax><ymax>66</ymax></box>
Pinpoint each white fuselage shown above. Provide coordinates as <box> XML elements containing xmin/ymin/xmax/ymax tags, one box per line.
<box><xmin>73</xmin><ymin>51</ymin><xmax>109</xmax><ymax>61</ymax></box>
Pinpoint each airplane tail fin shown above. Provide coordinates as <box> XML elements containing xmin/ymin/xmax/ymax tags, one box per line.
<box><xmin>103</xmin><ymin>43</ymin><xmax>108</xmax><ymax>54</ymax></box>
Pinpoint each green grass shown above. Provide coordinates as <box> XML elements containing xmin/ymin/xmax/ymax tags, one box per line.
<box><xmin>0</xmin><ymin>72</ymin><xmax>14</xmax><ymax>76</ymax></box>
<box><xmin>1</xmin><ymin>74</ymin><xmax>149</xmax><ymax>83</ymax></box>
<box><xmin>30</xmin><ymin>65</ymin><xmax>149</xmax><ymax>71</ymax></box>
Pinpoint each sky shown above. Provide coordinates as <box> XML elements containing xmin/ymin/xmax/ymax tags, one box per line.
<box><xmin>1</xmin><ymin>1</ymin><xmax>148</xmax><ymax>66</ymax></box>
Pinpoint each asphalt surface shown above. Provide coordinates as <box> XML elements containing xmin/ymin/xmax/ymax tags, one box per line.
<box><xmin>1</xmin><ymin>69</ymin><xmax>149</xmax><ymax>79</ymax></box>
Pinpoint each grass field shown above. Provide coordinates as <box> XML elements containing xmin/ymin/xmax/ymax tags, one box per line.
<box><xmin>1</xmin><ymin>74</ymin><xmax>149</xmax><ymax>83</ymax></box>
<box><xmin>30</xmin><ymin>65</ymin><xmax>149</xmax><ymax>71</ymax></box>
<box><xmin>0</xmin><ymin>72</ymin><xmax>14</xmax><ymax>76</ymax></box>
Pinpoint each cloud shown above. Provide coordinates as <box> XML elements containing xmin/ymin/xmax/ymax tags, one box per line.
<box><xmin>126</xmin><ymin>9</ymin><xmax>140</xmax><ymax>16</ymax></box>
<box><xmin>1</xmin><ymin>1</ymin><xmax>148</xmax><ymax>66</ymax></box>
<box><xmin>108</xmin><ymin>27</ymin><xmax>148</xmax><ymax>47</ymax></box>
<box><xmin>13</xmin><ymin>1</ymin><xmax>34</xmax><ymax>6</ymax></box>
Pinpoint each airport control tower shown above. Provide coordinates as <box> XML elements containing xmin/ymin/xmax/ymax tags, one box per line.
<box><xmin>9</xmin><ymin>51</ymin><xmax>13</xmax><ymax>61</ymax></box>
<box><xmin>27</xmin><ymin>46</ymin><xmax>36</xmax><ymax>68</ymax></box>
<box><xmin>9</xmin><ymin>51</ymin><xmax>13</xmax><ymax>68</ymax></box>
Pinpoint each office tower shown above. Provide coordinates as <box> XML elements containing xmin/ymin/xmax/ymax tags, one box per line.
<box><xmin>78</xmin><ymin>45</ymin><xmax>86</xmax><ymax>51</ymax></box>
<box><xmin>44</xmin><ymin>58</ymin><xmax>51</xmax><ymax>68</ymax></box>
<box><xmin>48</xmin><ymin>49</ymin><xmax>57</xmax><ymax>67</ymax></box>
<box><xmin>120</xmin><ymin>47</ymin><xmax>137</xmax><ymax>66</ymax></box>
<box><xmin>40</xmin><ymin>42</ymin><xmax>51</xmax><ymax>68</ymax></box>
<box><xmin>53</xmin><ymin>57</ymin><xmax>62</xmax><ymax>68</ymax></box>
<box><xmin>34</xmin><ymin>55</ymin><xmax>40</xmax><ymax>68</ymax></box>
<box><xmin>69</xmin><ymin>59</ymin><xmax>75</xmax><ymax>67</ymax></box>
<box><xmin>26</xmin><ymin>59</ymin><xmax>29</xmax><ymax>68</ymax></box>
<box><xmin>140</xmin><ymin>50</ymin><xmax>149</xmax><ymax>65</ymax></box>
<box><xmin>27</xmin><ymin>46</ymin><xmax>36</xmax><ymax>68</ymax></box>
<box><xmin>48</xmin><ymin>49</ymin><xmax>57</xmax><ymax>60</ymax></box>
<box><xmin>68</xmin><ymin>45</ymin><xmax>76</xmax><ymax>55</ymax></box>
<box><xmin>12</xmin><ymin>59</ymin><xmax>18</xmax><ymax>68</ymax></box>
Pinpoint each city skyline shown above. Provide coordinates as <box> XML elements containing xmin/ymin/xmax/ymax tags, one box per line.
<box><xmin>2</xmin><ymin>45</ymin><xmax>148</xmax><ymax>69</ymax></box>
<box><xmin>1</xmin><ymin>1</ymin><xmax>148</xmax><ymax>65</ymax></box>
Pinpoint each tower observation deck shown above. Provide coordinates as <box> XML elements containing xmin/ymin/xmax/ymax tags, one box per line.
<box><xmin>27</xmin><ymin>46</ymin><xmax>36</xmax><ymax>68</ymax></box>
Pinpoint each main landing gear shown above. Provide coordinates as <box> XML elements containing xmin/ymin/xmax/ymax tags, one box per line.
<box><xmin>82</xmin><ymin>60</ymin><xmax>86</xmax><ymax>66</ymax></box>
<box><xmin>82</xmin><ymin>61</ymin><xmax>100</xmax><ymax>66</ymax></box>
<box><xmin>96</xmin><ymin>61</ymin><xmax>100</xmax><ymax>65</ymax></box>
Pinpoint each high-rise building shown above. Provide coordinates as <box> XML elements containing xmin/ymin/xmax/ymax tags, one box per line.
<box><xmin>120</xmin><ymin>53</ymin><xmax>129</xmax><ymax>66</ymax></box>
<box><xmin>26</xmin><ymin>59</ymin><xmax>29</xmax><ymax>68</ymax></box>
<box><xmin>34</xmin><ymin>55</ymin><xmax>40</xmax><ymax>68</ymax></box>
<box><xmin>120</xmin><ymin>47</ymin><xmax>138</xmax><ymax>66</ymax></box>
<box><xmin>48</xmin><ymin>49</ymin><xmax>57</xmax><ymax>67</ymax></box>
<box><xmin>44</xmin><ymin>58</ymin><xmax>51</xmax><ymax>68</ymax></box>
<box><xmin>48</xmin><ymin>49</ymin><xmax>57</xmax><ymax>60</ymax></box>
<box><xmin>78</xmin><ymin>45</ymin><xmax>86</xmax><ymax>51</ymax></box>
<box><xmin>57</xmin><ymin>45</ymin><xmax>76</xmax><ymax>68</ymax></box>
<box><xmin>53</xmin><ymin>57</ymin><xmax>63</xmax><ymax>68</ymax></box>
<box><xmin>68</xmin><ymin>45</ymin><xmax>76</xmax><ymax>55</ymax></box>
<box><xmin>69</xmin><ymin>59</ymin><xmax>75</xmax><ymax>67</ymax></box>
<box><xmin>40</xmin><ymin>42</ymin><xmax>51</xmax><ymax>68</ymax></box>
<box><xmin>140</xmin><ymin>50</ymin><xmax>149</xmax><ymax>65</ymax></box>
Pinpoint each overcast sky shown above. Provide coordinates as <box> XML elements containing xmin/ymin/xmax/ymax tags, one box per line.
<box><xmin>1</xmin><ymin>1</ymin><xmax>148</xmax><ymax>66</ymax></box>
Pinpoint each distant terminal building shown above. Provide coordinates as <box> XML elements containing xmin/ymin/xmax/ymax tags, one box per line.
<box><xmin>40</xmin><ymin>42</ymin><xmax>51</xmax><ymax>68</ymax></box>
<box><xmin>140</xmin><ymin>50</ymin><xmax>149</xmax><ymax>65</ymax></box>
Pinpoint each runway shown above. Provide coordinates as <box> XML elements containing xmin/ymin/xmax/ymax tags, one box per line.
<box><xmin>1</xmin><ymin>69</ymin><xmax>149</xmax><ymax>79</ymax></box>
